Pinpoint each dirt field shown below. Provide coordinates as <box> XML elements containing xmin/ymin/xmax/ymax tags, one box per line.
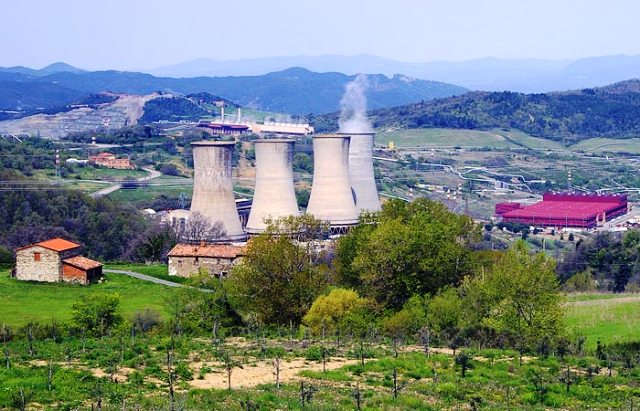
<box><xmin>189</xmin><ymin>357</ymin><xmax>359</xmax><ymax>389</ymax></box>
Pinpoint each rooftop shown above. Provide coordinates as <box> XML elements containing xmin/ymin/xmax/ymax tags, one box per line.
<box><xmin>63</xmin><ymin>255</ymin><xmax>102</xmax><ymax>270</ymax></box>
<box><xmin>502</xmin><ymin>200</ymin><xmax>622</xmax><ymax>220</ymax></box>
<box><xmin>168</xmin><ymin>243</ymin><xmax>246</xmax><ymax>258</ymax></box>
<box><xmin>17</xmin><ymin>237</ymin><xmax>81</xmax><ymax>252</ymax></box>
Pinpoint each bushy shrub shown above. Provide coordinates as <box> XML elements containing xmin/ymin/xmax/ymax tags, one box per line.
<box><xmin>303</xmin><ymin>288</ymin><xmax>371</xmax><ymax>336</ymax></box>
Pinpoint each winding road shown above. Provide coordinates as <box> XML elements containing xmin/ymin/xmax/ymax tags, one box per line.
<box><xmin>90</xmin><ymin>167</ymin><xmax>161</xmax><ymax>198</ymax></box>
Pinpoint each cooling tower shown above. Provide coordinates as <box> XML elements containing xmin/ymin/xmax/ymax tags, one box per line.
<box><xmin>339</xmin><ymin>132</ymin><xmax>381</xmax><ymax>212</ymax></box>
<box><xmin>190</xmin><ymin>141</ymin><xmax>245</xmax><ymax>240</ymax></box>
<box><xmin>246</xmin><ymin>139</ymin><xmax>300</xmax><ymax>233</ymax></box>
<box><xmin>306</xmin><ymin>134</ymin><xmax>359</xmax><ymax>226</ymax></box>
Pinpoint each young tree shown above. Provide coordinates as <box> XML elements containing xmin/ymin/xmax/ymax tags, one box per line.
<box><xmin>463</xmin><ymin>241</ymin><xmax>565</xmax><ymax>356</ymax></box>
<box><xmin>382</xmin><ymin>295</ymin><xmax>427</xmax><ymax>341</ymax></box>
<box><xmin>71</xmin><ymin>293</ymin><xmax>122</xmax><ymax>337</ymax></box>
<box><xmin>426</xmin><ymin>287</ymin><xmax>464</xmax><ymax>341</ymax></box>
<box><xmin>178</xmin><ymin>212</ymin><xmax>226</xmax><ymax>243</ymax></box>
<box><xmin>303</xmin><ymin>288</ymin><xmax>371</xmax><ymax>336</ymax></box>
<box><xmin>227</xmin><ymin>215</ymin><xmax>331</xmax><ymax>326</ymax></box>
<box><xmin>338</xmin><ymin>198</ymin><xmax>478</xmax><ymax>310</ymax></box>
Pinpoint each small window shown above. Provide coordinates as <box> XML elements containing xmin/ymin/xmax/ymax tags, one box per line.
<box><xmin>194</xmin><ymin>257</ymin><xmax>199</xmax><ymax>265</ymax></box>
<box><xmin>33</xmin><ymin>252</ymin><xmax>41</xmax><ymax>262</ymax></box>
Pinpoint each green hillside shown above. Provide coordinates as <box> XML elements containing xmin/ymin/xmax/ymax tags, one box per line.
<box><xmin>317</xmin><ymin>79</ymin><xmax>640</xmax><ymax>142</ymax></box>
<box><xmin>0</xmin><ymin>67</ymin><xmax>467</xmax><ymax>117</ymax></box>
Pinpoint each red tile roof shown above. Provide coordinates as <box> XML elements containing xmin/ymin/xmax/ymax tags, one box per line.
<box><xmin>16</xmin><ymin>237</ymin><xmax>81</xmax><ymax>252</ymax></box>
<box><xmin>167</xmin><ymin>243</ymin><xmax>245</xmax><ymax>258</ymax></box>
<box><xmin>63</xmin><ymin>255</ymin><xmax>102</xmax><ymax>270</ymax></box>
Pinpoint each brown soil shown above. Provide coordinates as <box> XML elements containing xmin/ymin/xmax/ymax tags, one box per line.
<box><xmin>189</xmin><ymin>357</ymin><xmax>359</xmax><ymax>389</ymax></box>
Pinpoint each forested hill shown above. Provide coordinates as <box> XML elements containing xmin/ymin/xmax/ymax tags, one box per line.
<box><xmin>317</xmin><ymin>79</ymin><xmax>640</xmax><ymax>142</ymax></box>
<box><xmin>0</xmin><ymin>66</ymin><xmax>467</xmax><ymax>116</ymax></box>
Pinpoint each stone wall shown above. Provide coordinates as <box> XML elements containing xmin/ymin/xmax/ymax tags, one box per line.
<box><xmin>168</xmin><ymin>256</ymin><xmax>241</xmax><ymax>278</ymax></box>
<box><xmin>15</xmin><ymin>246</ymin><xmax>62</xmax><ymax>283</ymax></box>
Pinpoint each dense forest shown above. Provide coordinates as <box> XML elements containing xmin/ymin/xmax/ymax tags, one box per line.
<box><xmin>0</xmin><ymin>170</ymin><xmax>171</xmax><ymax>262</ymax></box>
<box><xmin>139</xmin><ymin>97</ymin><xmax>208</xmax><ymax>123</ymax></box>
<box><xmin>316</xmin><ymin>79</ymin><xmax>640</xmax><ymax>142</ymax></box>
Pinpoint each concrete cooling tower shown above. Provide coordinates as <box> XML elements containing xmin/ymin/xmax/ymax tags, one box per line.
<box><xmin>246</xmin><ymin>139</ymin><xmax>300</xmax><ymax>233</ymax></box>
<box><xmin>339</xmin><ymin>132</ymin><xmax>381</xmax><ymax>212</ymax></box>
<box><xmin>306</xmin><ymin>134</ymin><xmax>359</xmax><ymax>227</ymax></box>
<box><xmin>190</xmin><ymin>141</ymin><xmax>245</xmax><ymax>240</ymax></box>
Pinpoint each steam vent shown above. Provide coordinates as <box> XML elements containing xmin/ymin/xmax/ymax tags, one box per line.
<box><xmin>246</xmin><ymin>139</ymin><xmax>300</xmax><ymax>233</ymax></box>
<box><xmin>190</xmin><ymin>141</ymin><xmax>244</xmax><ymax>240</ymax></box>
<box><xmin>340</xmin><ymin>132</ymin><xmax>381</xmax><ymax>212</ymax></box>
<box><xmin>306</xmin><ymin>134</ymin><xmax>359</xmax><ymax>227</ymax></box>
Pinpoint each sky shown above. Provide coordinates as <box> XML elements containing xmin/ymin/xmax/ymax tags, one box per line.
<box><xmin>2</xmin><ymin>0</ymin><xmax>640</xmax><ymax>71</ymax></box>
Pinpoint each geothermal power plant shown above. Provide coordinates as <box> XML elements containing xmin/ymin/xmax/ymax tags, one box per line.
<box><xmin>246</xmin><ymin>139</ymin><xmax>300</xmax><ymax>233</ymax></box>
<box><xmin>306</xmin><ymin>134</ymin><xmax>360</xmax><ymax>228</ymax></box>
<box><xmin>185</xmin><ymin>130</ymin><xmax>380</xmax><ymax>239</ymax></box>
<box><xmin>340</xmin><ymin>132</ymin><xmax>381</xmax><ymax>212</ymax></box>
<box><xmin>190</xmin><ymin>141</ymin><xmax>245</xmax><ymax>240</ymax></box>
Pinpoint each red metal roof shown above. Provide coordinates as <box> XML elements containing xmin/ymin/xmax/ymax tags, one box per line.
<box><xmin>16</xmin><ymin>237</ymin><xmax>81</xmax><ymax>252</ymax></box>
<box><xmin>502</xmin><ymin>201</ymin><xmax>621</xmax><ymax>220</ymax></box>
<box><xmin>63</xmin><ymin>256</ymin><xmax>102</xmax><ymax>270</ymax></box>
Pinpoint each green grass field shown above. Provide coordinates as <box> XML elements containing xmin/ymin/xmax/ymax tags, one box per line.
<box><xmin>568</xmin><ymin>137</ymin><xmax>640</xmax><ymax>154</ymax></box>
<box><xmin>495</xmin><ymin>129</ymin><xmax>568</xmax><ymax>150</ymax></box>
<box><xmin>72</xmin><ymin>167</ymin><xmax>148</xmax><ymax>181</ymax></box>
<box><xmin>0</xmin><ymin>270</ymin><xmax>175</xmax><ymax>327</ymax></box>
<box><xmin>106</xmin><ymin>179</ymin><xmax>193</xmax><ymax>203</ymax></box>
<box><xmin>35</xmin><ymin>167</ymin><xmax>148</xmax><ymax>181</ymax></box>
<box><xmin>376</xmin><ymin>128</ymin><xmax>568</xmax><ymax>150</ymax></box>
<box><xmin>374</xmin><ymin>127</ymin><xmax>640</xmax><ymax>155</ymax></box>
<box><xmin>377</xmin><ymin>128</ymin><xmax>520</xmax><ymax>149</ymax></box>
<box><xmin>2</xmin><ymin>263</ymin><xmax>638</xmax><ymax>352</ymax></box>
<box><xmin>566</xmin><ymin>294</ymin><xmax>640</xmax><ymax>349</ymax></box>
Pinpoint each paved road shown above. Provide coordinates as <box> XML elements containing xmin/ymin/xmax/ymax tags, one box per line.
<box><xmin>104</xmin><ymin>268</ymin><xmax>212</xmax><ymax>293</ymax></box>
<box><xmin>90</xmin><ymin>167</ymin><xmax>161</xmax><ymax>198</ymax></box>
<box><xmin>103</xmin><ymin>269</ymin><xmax>183</xmax><ymax>288</ymax></box>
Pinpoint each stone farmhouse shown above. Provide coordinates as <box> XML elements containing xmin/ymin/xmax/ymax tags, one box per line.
<box><xmin>88</xmin><ymin>152</ymin><xmax>135</xmax><ymax>169</ymax></box>
<box><xmin>14</xmin><ymin>238</ymin><xmax>102</xmax><ymax>285</ymax></box>
<box><xmin>167</xmin><ymin>243</ymin><xmax>245</xmax><ymax>278</ymax></box>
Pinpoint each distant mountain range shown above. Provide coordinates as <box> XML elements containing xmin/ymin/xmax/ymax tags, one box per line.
<box><xmin>0</xmin><ymin>62</ymin><xmax>86</xmax><ymax>77</ymax></box>
<box><xmin>316</xmin><ymin>79</ymin><xmax>640</xmax><ymax>142</ymax></box>
<box><xmin>147</xmin><ymin>54</ymin><xmax>640</xmax><ymax>93</ymax></box>
<box><xmin>0</xmin><ymin>66</ymin><xmax>466</xmax><ymax>117</ymax></box>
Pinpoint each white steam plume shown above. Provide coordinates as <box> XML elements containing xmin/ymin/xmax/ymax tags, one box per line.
<box><xmin>338</xmin><ymin>74</ymin><xmax>373</xmax><ymax>133</ymax></box>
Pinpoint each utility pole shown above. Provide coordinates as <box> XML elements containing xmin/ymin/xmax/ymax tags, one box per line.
<box><xmin>55</xmin><ymin>149</ymin><xmax>60</xmax><ymax>180</ymax></box>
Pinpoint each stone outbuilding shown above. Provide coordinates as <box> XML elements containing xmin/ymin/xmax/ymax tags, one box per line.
<box><xmin>14</xmin><ymin>238</ymin><xmax>102</xmax><ymax>285</ymax></box>
<box><xmin>167</xmin><ymin>243</ymin><xmax>245</xmax><ymax>278</ymax></box>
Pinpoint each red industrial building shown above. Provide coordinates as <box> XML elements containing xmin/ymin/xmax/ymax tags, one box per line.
<box><xmin>496</xmin><ymin>193</ymin><xmax>628</xmax><ymax>228</ymax></box>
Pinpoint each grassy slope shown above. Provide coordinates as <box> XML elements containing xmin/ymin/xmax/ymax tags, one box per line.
<box><xmin>376</xmin><ymin>128</ymin><xmax>567</xmax><ymax>150</ymax></box>
<box><xmin>0</xmin><ymin>270</ymin><xmax>174</xmax><ymax>327</ymax></box>
<box><xmin>566</xmin><ymin>294</ymin><xmax>640</xmax><ymax>349</ymax></box>
<box><xmin>376</xmin><ymin>128</ymin><xmax>519</xmax><ymax>149</ymax></box>
<box><xmin>569</xmin><ymin>137</ymin><xmax>640</xmax><ymax>154</ymax></box>
<box><xmin>375</xmin><ymin>127</ymin><xmax>640</xmax><ymax>154</ymax></box>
